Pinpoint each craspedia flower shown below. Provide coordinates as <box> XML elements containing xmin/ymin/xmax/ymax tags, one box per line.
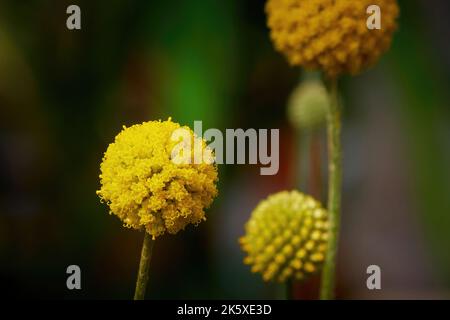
<box><xmin>240</xmin><ymin>190</ymin><xmax>329</xmax><ymax>283</ymax></box>
<box><xmin>266</xmin><ymin>0</ymin><xmax>399</xmax><ymax>77</ymax></box>
<box><xmin>287</xmin><ymin>79</ymin><xmax>329</xmax><ymax>130</ymax></box>
<box><xmin>97</xmin><ymin>118</ymin><xmax>218</xmax><ymax>239</ymax></box>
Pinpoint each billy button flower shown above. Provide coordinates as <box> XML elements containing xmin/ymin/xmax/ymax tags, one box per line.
<box><xmin>97</xmin><ymin>118</ymin><xmax>218</xmax><ymax>299</ymax></box>
<box><xmin>266</xmin><ymin>0</ymin><xmax>399</xmax><ymax>77</ymax></box>
<box><xmin>240</xmin><ymin>191</ymin><xmax>329</xmax><ymax>283</ymax></box>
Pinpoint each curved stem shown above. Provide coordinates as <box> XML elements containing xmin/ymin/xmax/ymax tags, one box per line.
<box><xmin>320</xmin><ymin>78</ymin><xmax>342</xmax><ymax>300</ymax></box>
<box><xmin>134</xmin><ymin>232</ymin><xmax>155</xmax><ymax>300</ymax></box>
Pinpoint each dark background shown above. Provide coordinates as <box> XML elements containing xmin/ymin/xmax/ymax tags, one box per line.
<box><xmin>0</xmin><ymin>0</ymin><xmax>449</xmax><ymax>299</ymax></box>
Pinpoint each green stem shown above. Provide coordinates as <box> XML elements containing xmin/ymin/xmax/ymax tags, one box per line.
<box><xmin>320</xmin><ymin>78</ymin><xmax>342</xmax><ymax>300</ymax></box>
<box><xmin>134</xmin><ymin>232</ymin><xmax>155</xmax><ymax>300</ymax></box>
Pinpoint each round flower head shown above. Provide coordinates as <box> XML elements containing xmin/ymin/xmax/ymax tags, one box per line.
<box><xmin>97</xmin><ymin>119</ymin><xmax>218</xmax><ymax>239</ymax></box>
<box><xmin>240</xmin><ymin>190</ymin><xmax>329</xmax><ymax>283</ymax></box>
<box><xmin>287</xmin><ymin>79</ymin><xmax>329</xmax><ymax>130</ymax></box>
<box><xmin>266</xmin><ymin>0</ymin><xmax>399</xmax><ymax>77</ymax></box>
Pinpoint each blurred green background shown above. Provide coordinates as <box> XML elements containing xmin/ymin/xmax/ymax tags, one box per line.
<box><xmin>0</xmin><ymin>0</ymin><xmax>449</xmax><ymax>299</ymax></box>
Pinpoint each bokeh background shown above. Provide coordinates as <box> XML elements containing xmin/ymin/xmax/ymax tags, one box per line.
<box><xmin>1</xmin><ymin>0</ymin><xmax>449</xmax><ymax>299</ymax></box>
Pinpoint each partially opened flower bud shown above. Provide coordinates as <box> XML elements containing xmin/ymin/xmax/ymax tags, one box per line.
<box><xmin>287</xmin><ymin>80</ymin><xmax>329</xmax><ymax>130</ymax></box>
<box><xmin>97</xmin><ymin>118</ymin><xmax>218</xmax><ymax>239</ymax></box>
<box><xmin>240</xmin><ymin>190</ymin><xmax>329</xmax><ymax>283</ymax></box>
<box><xmin>266</xmin><ymin>0</ymin><xmax>399</xmax><ymax>77</ymax></box>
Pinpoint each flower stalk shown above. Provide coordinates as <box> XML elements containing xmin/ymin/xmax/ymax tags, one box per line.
<box><xmin>320</xmin><ymin>78</ymin><xmax>342</xmax><ymax>300</ymax></box>
<box><xmin>134</xmin><ymin>232</ymin><xmax>155</xmax><ymax>300</ymax></box>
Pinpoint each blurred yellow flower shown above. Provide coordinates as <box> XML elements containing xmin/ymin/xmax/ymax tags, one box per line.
<box><xmin>240</xmin><ymin>190</ymin><xmax>329</xmax><ymax>283</ymax></box>
<box><xmin>97</xmin><ymin>119</ymin><xmax>218</xmax><ymax>239</ymax></box>
<box><xmin>266</xmin><ymin>0</ymin><xmax>399</xmax><ymax>77</ymax></box>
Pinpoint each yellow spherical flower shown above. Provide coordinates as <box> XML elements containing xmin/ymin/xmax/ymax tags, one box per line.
<box><xmin>240</xmin><ymin>190</ymin><xmax>329</xmax><ymax>283</ymax></box>
<box><xmin>266</xmin><ymin>0</ymin><xmax>399</xmax><ymax>77</ymax></box>
<box><xmin>287</xmin><ymin>79</ymin><xmax>329</xmax><ymax>129</ymax></box>
<box><xmin>97</xmin><ymin>118</ymin><xmax>218</xmax><ymax>239</ymax></box>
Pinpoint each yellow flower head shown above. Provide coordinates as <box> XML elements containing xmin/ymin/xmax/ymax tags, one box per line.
<box><xmin>97</xmin><ymin>119</ymin><xmax>218</xmax><ymax>239</ymax></box>
<box><xmin>240</xmin><ymin>190</ymin><xmax>329</xmax><ymax>283</ymax></box>
<box><xmin>288</xmin><ymin>79</ymin><xmax>329</xmax><ymax>130</ymax></box>
<box><xmin>266</xmin><ymin>0</ymin><xmax>399</xmax><ymax>77</ymax></box>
